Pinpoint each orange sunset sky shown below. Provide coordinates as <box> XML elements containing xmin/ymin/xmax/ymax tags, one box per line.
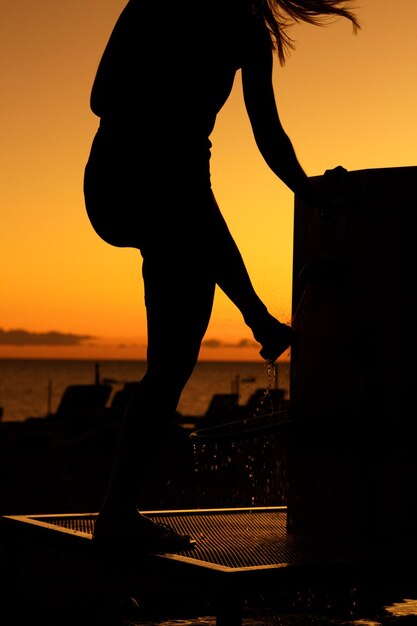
<box><xmin>1</xmin><ymin>0</ymin><xmax>417</xmax><ymax>361</ymax></box>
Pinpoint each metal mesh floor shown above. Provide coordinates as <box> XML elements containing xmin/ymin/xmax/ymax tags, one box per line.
<box><xmin>4</xmin><ymin>507</ymin><xmax>302</xmax><ymax>571</ymax></box>
<box><xmin>4</xmin><ymin>506</ymin><xmax>410</xmax><ymax>575</ymax></box>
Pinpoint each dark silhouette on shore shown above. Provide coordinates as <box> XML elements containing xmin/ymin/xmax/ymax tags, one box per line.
<box><xmin>83</xmin><ymin>0</ymin><xmax>359</xmax><ymax>552</ymax></box>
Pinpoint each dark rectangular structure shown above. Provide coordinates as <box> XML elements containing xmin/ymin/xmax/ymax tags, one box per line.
<box><xmin>288</xmin><ymin>166</ymin><xmax>417</xmax><ymax>537</ymax></box>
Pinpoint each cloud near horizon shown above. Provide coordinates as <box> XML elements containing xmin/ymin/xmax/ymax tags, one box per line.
<box><xmin>202</xmin><ymin>338</ymin><xmax>257</xmax><ymax>349</ymax></box>
<box><xmin>0</xmin><ymin>328</ymin><xmax>94</xmax><ymax>346</ymax></box>
<box><xmin>0</xmin><ymin>329</ymin><xmax>256</xmax><ymax>350</ymax></box>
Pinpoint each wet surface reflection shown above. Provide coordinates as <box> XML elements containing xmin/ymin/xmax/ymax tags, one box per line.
<box><xmin>78</xmin><ymin>586</ymin><xmax>417</xmax><ymax>625</ymax></box>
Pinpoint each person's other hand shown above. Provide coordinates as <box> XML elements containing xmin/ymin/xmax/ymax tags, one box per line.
<box><xmin>317</xmin><ymin>165</ymin><xmax>349</xmax><ymax>222</ymax></box>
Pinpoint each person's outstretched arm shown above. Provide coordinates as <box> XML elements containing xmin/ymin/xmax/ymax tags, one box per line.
<box><xmin>242</xmin><ymin>26</ymin><xmax>319</xmax><ymax>208</ymax></box>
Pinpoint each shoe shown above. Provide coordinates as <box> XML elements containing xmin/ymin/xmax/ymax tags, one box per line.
<box><xmin>255</xmin><ymin>318</ymin><xmax>295</xmax><ymax>362</ymax></box>
<box><xmin>93</xmin><ymin>515</ymin><xmax>196</xmax><ymax>554</ymax></box>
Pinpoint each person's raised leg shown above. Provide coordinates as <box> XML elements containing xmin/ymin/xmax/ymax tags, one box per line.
<box><xmin>207</xmin><ymin>192</ymin><xmax>295</xmax><ymax>362</ymax></box>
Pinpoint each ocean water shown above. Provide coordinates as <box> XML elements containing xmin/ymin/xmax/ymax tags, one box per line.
<box><xmin>0</xmin><ymin>358</ymin><xmax>290</xmax><ymax>422</ymax></box>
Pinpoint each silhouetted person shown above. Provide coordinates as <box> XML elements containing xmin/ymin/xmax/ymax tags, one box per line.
<box><xmin>84</xmin><ymin>0</ymin><xmax>359</xmax><ymax>552</ymax></box>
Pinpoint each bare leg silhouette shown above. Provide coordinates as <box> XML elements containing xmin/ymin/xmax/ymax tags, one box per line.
<box><xmin>92</xmin><ymin>191</ymin><xmax>293</xmax><ymax>551</ymax></box>
<box><xmin>207</xmin><ymin>192</ymin><xmax>295</xmax><ymax>360</ymax></box>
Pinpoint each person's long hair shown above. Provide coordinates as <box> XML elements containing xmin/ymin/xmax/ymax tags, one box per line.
<box><xmin>251</xmin><ymin>0</ymin><xmax>360</xmax><ymax>65</ymax></box>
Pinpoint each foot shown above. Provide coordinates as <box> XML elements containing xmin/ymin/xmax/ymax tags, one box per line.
<box><xmin>93</xmin><ymin>511</ymin><xmax>196</xmax><ymax>554</ymax></box>
<box><xmin>254</xmin><ymin>316</ymin><xmax>295</xmax><ymax>362</ymax></box>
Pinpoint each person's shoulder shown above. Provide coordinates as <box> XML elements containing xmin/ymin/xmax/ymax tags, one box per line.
<box><xmin>239</xmin><ymin>7</ymin><xmax>271</xmax><ymax>57</ymax></box>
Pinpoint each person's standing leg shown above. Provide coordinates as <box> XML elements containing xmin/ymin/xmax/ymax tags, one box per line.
<box><xmin>93</xmin><ymin>245</ymin><xmax>216</xmax><ymax>550</ymax></box>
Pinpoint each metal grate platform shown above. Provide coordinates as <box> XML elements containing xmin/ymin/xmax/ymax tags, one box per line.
<box><xmin>3</xmin><ymin>507</ymin><xmax>299</xmax><ymax>572</ymax></box>
<box><xmin>3</xmin><ymin>506</ymin><xmax>417</xmax><ymax>576</ymax></box>
<box><xmin>4</xmin><ymin>506</ymin><xmax>417</xmax><ymax>626</ymax></box>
